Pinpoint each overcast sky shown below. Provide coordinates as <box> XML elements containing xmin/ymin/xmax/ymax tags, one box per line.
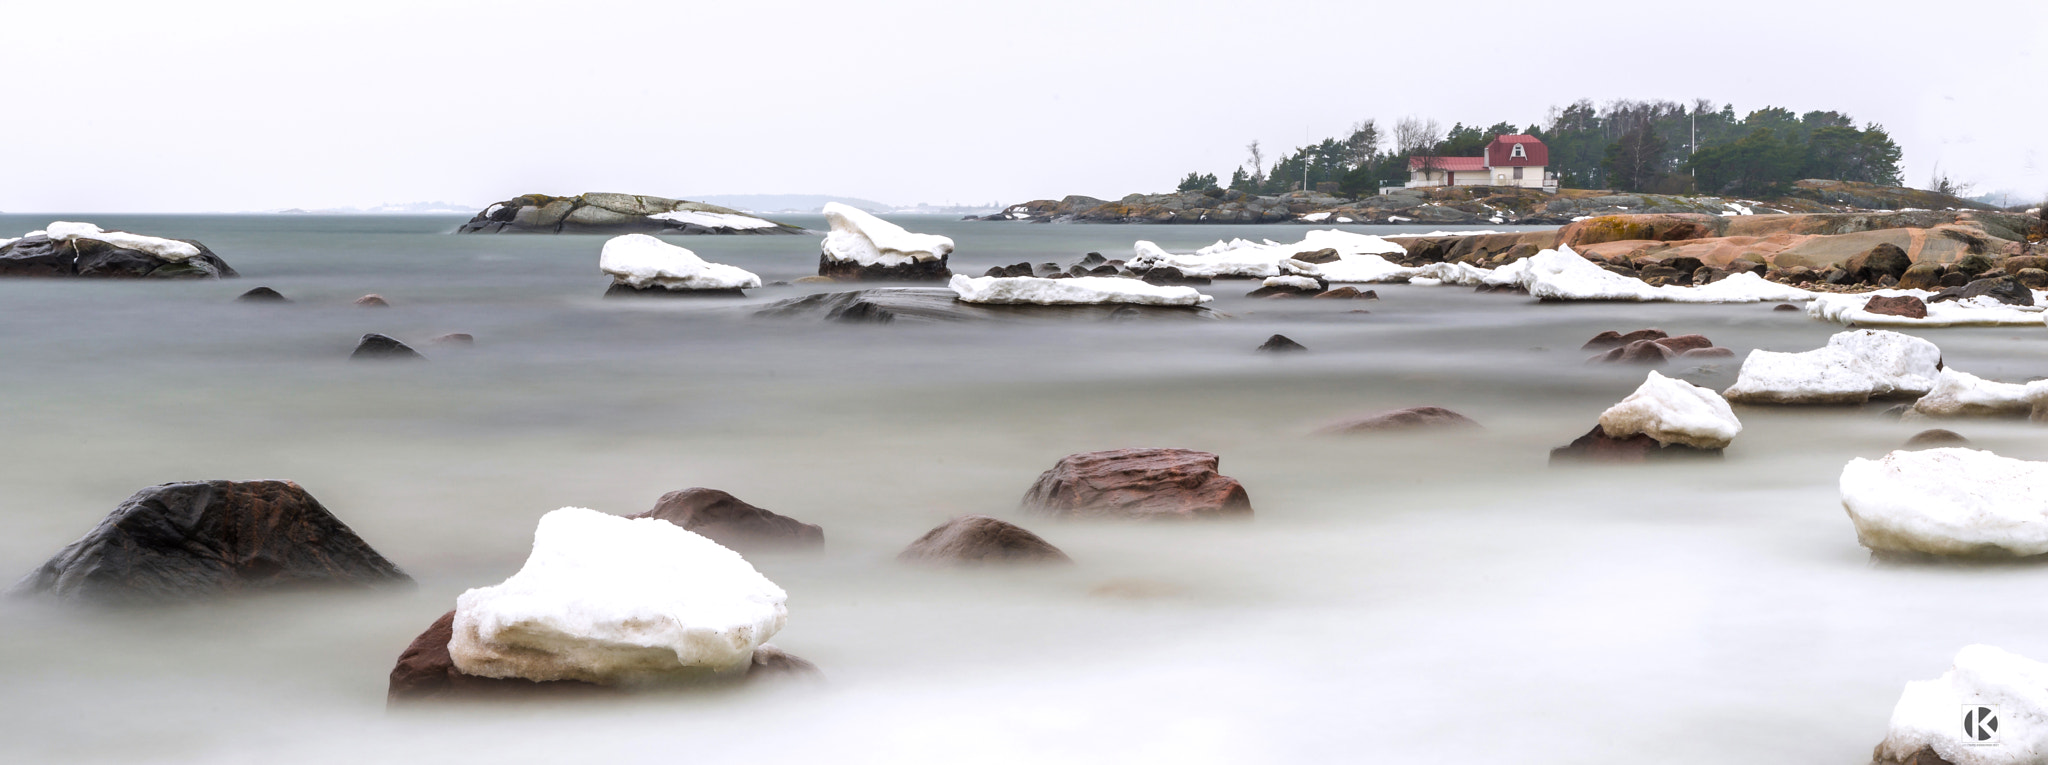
<box><xmin>5</xmin><ymin>0</ymin><xmax>2043</xmax><ymax>212</ymax></box>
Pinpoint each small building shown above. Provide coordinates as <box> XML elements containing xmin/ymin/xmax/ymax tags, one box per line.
<box><xmin>1401</xmin><ymin>135</ymin><xmax>1556</xmax><ymax>191</ymax></box>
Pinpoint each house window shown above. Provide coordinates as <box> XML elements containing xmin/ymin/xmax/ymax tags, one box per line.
<box><xmin>1513</xmin><ymin>166</ymin><xmax>1524</xmax><ymax>180</ymax></box>
<box><xmin>1510</xmin><ymin>143</ymin><xmax>1527</xmax><ymax>159</ymax></box>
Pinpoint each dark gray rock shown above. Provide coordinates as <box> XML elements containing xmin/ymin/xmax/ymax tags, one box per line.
<box><xmin>352</xmin><ymin>334</ymin><xmax>424</xmax><ymax>360</ymax></box>
<box><xmin>0</xmin><ymin>233</ymin><xmax>237</xmax><ymax>279</ymax></box>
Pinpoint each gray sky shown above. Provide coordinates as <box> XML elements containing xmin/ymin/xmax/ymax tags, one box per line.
<box><xmin>6</xmin><ymin>0</ymin><xmax>2044</xmax><ymax>212</ymax></box>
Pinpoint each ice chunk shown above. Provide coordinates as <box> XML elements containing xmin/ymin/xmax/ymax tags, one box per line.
<box><xmin>450</xmin><ymin>507</ymin><xmax>788</xmax><ymax>685</ymax></box>
<box><xmin>1488</xmin><ymin>246</ymin><xmax>1813</xmax><ymax>303</ymax></box>
<box><xmin>598</xmin><ymin>234</ymin><xmax>762</xmax><ymax>291</ymax></box>
<box><xmin>1723</xmin><ymin>330</ymin><xmax>1944</xmax><ymax>404</ymax></box>
<box><xmin>1597</xmin><ymin>371</ymin><xmax>1741</xmax><ymax>449</ymax></box>
<box><xmin>1260</xmin><ymin>275</ymin><xmax>1321</xmax><ymax>292</ymax></box>
<box><xmin>821</xmin><ymin>202</ymin><xmax>953</xmax><ymax>267</ymax></box>
<box><xmin>1842</xmin><ymin>448</ymin><xmax>2048</xmax><ymax>558</ymax></box>
<box><xmin>948</xmin><ymin>274</ymin><xmax>1211</xmax><ymax>306</ymax></box>
<box><xmin>28</xmin><ymin>221</ymin><xmax>202</xmax><ymax>261</ymax></box>
<box><xmin>1809</xmin><ymin>290</ymin><xmax>2048</xmax><ymax>327</ymax></box>
<box><xmin>1910</xmin><ymin>368</ymin><xmax>2048</xmax><ymax>418</ymax></box>
<box><xmin>1131</xmin><ymin>229</ymin><xmax>1407</xmax><ymax>280</ymax></box>
<box><xmin>1875</xmin><ymin>645</ymin><xmax>2048</xmax><ymax>765</ymax></box>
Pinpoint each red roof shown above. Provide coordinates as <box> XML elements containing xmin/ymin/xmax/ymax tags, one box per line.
<box><xmin>1407</xmin><ymin>156</ymin><xmax>1488</xmax><ymax>172</ymax></box>
<box><xmin>1485</xmin><ymin>134</ymin><xmax>1548</xmax><ymax>167</ymax></box>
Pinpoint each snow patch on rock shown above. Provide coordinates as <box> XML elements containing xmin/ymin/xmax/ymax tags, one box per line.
<box><xmin>1809</xmin><ymin>290</ymin><xmax>2048</xmax><ymax>327</ymax></box>
<box><xmin>1484</xmin><ymin>246</ymin><xmax>1813</xmax><ymax>303</ymax></box>
<box><xmin>450</xmin><ymin>507</ymin><xmax>788</xmax><ymax>685</ymax></box>
<box><xmin>821</xmin><ymin>202</ymin><xmax>953</xmax><ymax>267</ymax></box>
<box><xmin>649</xmin><ymin>209</ymin><xmax>782</xmax><ymax>231</ymax></box>
<box><xmin>599</xmin><ymin>234</ymin><xmax>762</xmax><ymax>291</ymax></box>
<box><xmin>1130</xmin><ymin>229</ymin><xmax>1407</xmax><ymax>280</ymax></box>
<box><xmin>1875</xmin><ymin>644</ymin><xmax>2048</xmax><ymax>765</ymax></box>
<box><xmin>20</xmin><ymin>221</ymin><xmax>203</xmax><ymax>261</ymax></box>
<box><xmin>1597</xmin><ymin>371</ymin><xmax>1742</xmax><ymax>449</ymax></box>
<box><xmin>1843</xmin><ymin>448</ymin><xmax>2048</xmax><ymax>558</ymax></box>
<box><xmin>1722</xmin><ymin>330</ymin><xmax>1943</xmax><ymax>405</ymax></box>
<box><xmin>948</xmin><ymin>274</ymin><xmax>1211</xmax><ymax>306</ymax></box>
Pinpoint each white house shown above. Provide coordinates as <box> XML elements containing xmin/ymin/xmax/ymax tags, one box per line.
<box><xmin>1403</xmin><ymin>134</ymin><xmax>1556</xmax><ymax>191</ymax></box>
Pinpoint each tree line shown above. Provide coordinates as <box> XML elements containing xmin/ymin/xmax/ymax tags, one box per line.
<box><xmin>1178</xmin><ymin>99</ymin><xmax>1904</xmax><ymax>198</ymax></box>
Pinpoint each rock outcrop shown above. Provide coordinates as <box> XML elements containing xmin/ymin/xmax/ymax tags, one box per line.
<box><xmin>449</xmin><ymin>508</ymin><xmax>788</xmax><ymax>686</ymax></box>
<box><xmin>10</xmin><ymin>480</ymin><xmax>411</xmax><ymax>602</ymax></box>
<box><xmin>0</xmin><ymin>221</ymin><xmax>237</xmax><ymax>279</ymax></box>
<box><xmin>1020</xmin><ymin>448</ymin><xmax>1253</xmax><ymax>520</ymax></box>
<box><xmin>818</xmin><ymin>203</ymin><xmax>953</xmax><ymax>281</ymax></box>
<box><xmin>897</xmin><ymin>516</ymin><xmax>1070</xmax><ymax>564</ymax></box>
<box><xmin>598</xmin><ymin>234</ymin><xmax>760</xmax><ymax>297</ymax></box>
<box><xmin>458</xmin><ymin>193</ymin><xmax>802</xmax><ymax>235</ymax></box>
<box><xmin>628</xmin><ymin>488</ymin><xmax>822</xmax><ymax>553</ymax></box>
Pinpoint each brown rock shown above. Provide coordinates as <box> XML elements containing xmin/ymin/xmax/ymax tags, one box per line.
<box><xmin>1872</xmin><ymin>744</ymin><xmax>1957</xmax><ymax>765</ymax></box>
<box><xmin>355</xmin><ymin>294</ymin><xmax>390</xmax><ymax>307</ymax></box>
<box><xmin>1863</xmin><ymin>295</ymin><xmax>1929</xmax><ymax>319</ymax></box>
<box><xmin>1679</xmin><ymin>347</ymin><xmax>1736</xmax><ymax>358</ymax></box>
<box><xmin>1773</xmin><ymin>303</ymin><xmax>1800</xmax><ymax>311</ymax></box>
<box><xmin>1257</xmin><ymin>334</ymin><xmax>1307</xmax><ymax>353</ymax></box>
<box><xmin>1317</xmin><ymin>406</ymin><xmax>1480</xmax><ymax>433</ymax></box>
<box><xmin>1590</xmin><ymin>339</ymin><xmax>1674</xmax><ymax>365</ymax></box>
<box><xmin>1291</xmin><ymin>248</ymin><xmax>1341</xmax><ymax>264</ymax></box>
<box><xmin>1654</xmin><ymin>334</ymin><xmax>1714</xmax><ymax>354</ymax></box>
<box><xmin>1312</xmin><ymin>286</ymin><xmax>1361</xmax><ymax>299</ymax></box>
<box><xmin>898</xmin><ymin>515</ymin><xmax>1070</xmax><ymax>564</ymax></box>
<box><xmin>1896</xmin><ymin>261</ymin><xmax>1944</xmax><ymax>290</ymax></box>
<box><xmin>2016</xmin><ymin>268</ymin><xmax>2048</xmax><ymax>289</ymax></box>
<box><xmin>1548</xmin><ymin>425</ymin><xmax>1722</xmax><ymax>464</ymax></box>
<box><xmin>1845</xmin><ymin>243</ymin><xmax>1911</xmax><ymax>282</ymax></box>
<box><xmin>1582</xmin><ymin>328</ymin><xmax>1669</xmax><ymax>350</ymax></box>
<box><xmin>629</xmin><ymin>488</ymin><xmax>823</xmax><ymax>553</ymax></box>
<box><xmin>1021</xmin><ymin>448</ymin><xmax>1253</xmax><ymax>520</ymax></box>
<box><xmin>1904</xmin><ymin>429</ymin><xmax>1970</xmax><ymax>448</ymax></box>
<box><xmin>12</xmin><ymin>480</ymin><xmax>412</xmax><ymax>603</ymax></box>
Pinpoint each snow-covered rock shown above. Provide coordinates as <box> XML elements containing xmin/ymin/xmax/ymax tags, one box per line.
<box><xmin>1875</xmin><ymin>645</ymin><xmax>2048</xmax><ymax>765</ymax></box>
<box><xmin>1910</xmin><ymin>369</ymin><xmax>2048</xmax><ymax>418</ymax></box>
<box><xmin>1483</xmin><ymin>246</ymin><xmax>1814</xmax><ymax>303</ymax></box>
<box><xmin>598</xmin><ymin>234</ymin><xmax>761</xmax><ymax>293</ymax></box>
<box><xmin>1259</xmin><ymin>275</ymin><xmax>1322</xmax><ymax>292</ymax></box>
<box><xmin>460</xmin><ymin>193</ymin><xmax>802</xmax><ymax>235</ymax></box>
<box><xmin>1810</xmin><ymin>290</ymin><xmax>2048</xmax><ymax>327</ymax></box>
<box><xmin>819</xmin><ymin>202</ymin><xmax>953</xmax><ymax>281</ymax></box>
<box><xmin>450</xmin><ymin>507</ymin><xmax>789</xmax><ymax>686</ymax></box>
<box><xmin>948</xmin><ymin>274</ymin><xmax>1211</xmax><ymax>306</ymax></box>
<box><xmin>1597</xmin><ymin>371</ymin><xmax>1742</xmax><ymax>449</ymax></box>
<box><xmin>0</xmin><ymin>221</ymin><xmax>236</xmax><ymax>279</ymax></box>
<box><xmin>1722</xmin><ymin>330</ymin><xmax>1944</xmax><ymax>405</ymax></box>
<box><xmin>1130</xmin><ymin>229</ymin><xmax>1407</xmax><ymax>280</ymax></box>
<box><xmin>1841</xmin><ymin>448</ymin><xmax>2048</xmax><ymax>558</ymax></box>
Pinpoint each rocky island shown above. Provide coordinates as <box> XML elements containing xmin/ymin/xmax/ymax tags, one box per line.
<box><xmin>459</xmin><ymin>193</ymin><xmax>804</xmax><ymax>235</ymax></box>
<box><xmin>0</xmin><ymin>222</ymin><xmax>237</xmax><ymax>279</ymax></box>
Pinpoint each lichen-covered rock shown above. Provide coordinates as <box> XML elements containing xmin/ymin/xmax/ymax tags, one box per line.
<box><xmin>0</xmin><ymin>221</ymin><xmax>237</xmax><ymax>279</ymax></box>
<box><xmin>629</xmin><ymin>488</ymin><xmax>822</xmax><ymax>553</ymax></box>
<box><xmin>449</xmin><ymin>508</ymin><xmax>787</xmax><ymax>686</ymax></box>
<box><xmin>11</xmin><ymin>480</ymin><xmax>411</xmax><ymax>602</ymax></box>
<box><xmin>459</xmin><ymin>193</ymin><xmax>802</xmax><ymax>235</ymax></box>
<box><xmin>1021</xmin><ymin>448</ymin><xmax>1253</xmax><ymax>520</ymax></box>
<box><xmin>897</xmin><ymin>515</ymin><xmax>1069</xmax><ymax>564</ymax></box>
<box><xmin>818</xmin><ymin>203</ymin><xmax>953</xmax><ymax>281</ymax></box>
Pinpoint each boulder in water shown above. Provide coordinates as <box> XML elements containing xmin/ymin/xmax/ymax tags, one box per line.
<box><xmin>352</xmin><ymin>334</ymin><xmax>423</xmax><ymax>360</ymax></box>
<box><xmin>817</xmin><ymin>202</ymin><xmax>952</xmax><ymax>281</ymax></box>
<box><xmin>598</xmin><ymin>234</ymin><xmax>760</xmax><ymax>297</ymax></box>
<box><xmin>1257</xmin><ymin>334</ymin><xmax>1307</xmax><ymax>353</ymax></box>
<box><xmin>0</xmin><ymin>221</ymin><xmax>237</xmax><ymax>279</ymax></box>
<box><xmin>236</xmin><ymin>287</ymin><xmax>289</xmax><ymax>302</ymax></box>
<box><xmin>1021</xmin><ymin>448</ymin><xmax>1253</xmax><ymax>520</ymax></box>
<box><xmin>1318</xmin><ymin>406</ymin><xmax>1479</xmax><ymax>433</ymax></box>
<box><xmin>628</xmin><ymin>488</ymin><xmax>822</xmax><ymax>553</ymax></box>
<box><xmin>897</xmin><ymin>515</ymin><xmax>1069</xmax><ymax>564</ymax></box>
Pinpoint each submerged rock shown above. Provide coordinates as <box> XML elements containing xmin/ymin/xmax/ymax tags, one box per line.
<box><xmin>1843</xmin><ymin>448</ymin><xmax>2048</xmax><ymax>558</ymax></box>
<box><xmin>1021</xmin><ymin>448</ymin><xmax>1253</xmax><ymax>520</ymax></box>
<box><xmin>757</xmin><ymin>288</ymin><xmax>1220</xmax><ymax>323</ymax></box>
<box><xmin>1872</xmin><ymin>645</ymin><xmax>2048</xmax><ymax>765</ymax></box>
<box><xmin>236</xmin><ymin>287</ymin><xmax>289</xmax><ymax>303</ymax></box>
<box><xmin>355</xmin><ymin>294</ymin><xmax>390</xmax><ymax>307</ymax></box>
<box><xmin>897</xmin><ymin>515</ymin><xmax>1069</xmax><ymax>564</ymax></box>
<box><xmin>11</xmin><ymin>480</ymin><xmax>411</xmax><ymax>602</ymax></box>
<box><xmin>1318</xmin><ymin>406</ymin><xmax>1479</xmax><ymax>433</ymax></box>
<box><xmin>459</xmin><ymin>193</ymin><xmax>802</xmax><ymax>235</ymax></box>
<box><xmin>352</xmin><ymin>333</ymin><xmax>423</xmax><ymax>360</ymax></box>
<box><xmin>1257</xmin><ymin>334</ymin><xmax>1307</xmax><ymax>353</ymax></box>
<box><xmin>0</xmin><ymin>221</ymin><xmax>237</xmax><ymax>279</ymax></box>
<box><xmin>1582</xmin><ymin>328</ymin><xmax>1669</xmax><ymax>350</ymax></box>
<box><xmin>428</xmin><ymin>333</ymin><xmax>474</xmax><ymax>346</ymax></box>
<box><xmin>629</xmin><ymin>488</ymin><xmax>822</xmax><ymax>553</ymax></box>
<box><xmin>450</xmin><ymin>508</ymin><xmax>788</xmax><ymax>686</ymax></box>
<box><xmin>1904</xmin><ymin>429</ymin><xmax>1969</xmax><ymax>448</ymax></box>
<box><xmin>818</xmin><ymin>203</ymin><xmax>952</xmax><ymax>281</ymax></box>
<box><xmin>598</xmin><ymin>234</ymin><xmax>759</xmax><ymax>297</ymax></box>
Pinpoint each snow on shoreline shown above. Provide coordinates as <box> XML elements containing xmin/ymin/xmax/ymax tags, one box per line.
<box><xmin>949</xmin><ymin>274</ymin><xmax>1211</xmax><ymax>306</ymax></box>
<box><xmin>3</xmin><ymin>221</ymin><xmax>203</xmax><ymax>261</ymax></box>
<box><xmin>1480</xmin><ymin>246</ymin><xmax>1815</xmax><ymax>303</ymax></box>
<box><xmin>1809</xmin><ymin>290</ymin><xmax>2048</xmax><ymax>327</ymax></box>
<box><xmin>822</xmin><ymin>202</ymin><xmax>953</xmax><ymax>266</ymax></box>
<box><xmin>599</xmin><ymin>234</ymin><xmax>761</xmax><ymax>291</ymax></box>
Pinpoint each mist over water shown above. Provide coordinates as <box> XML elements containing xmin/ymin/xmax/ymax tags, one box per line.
<box><xmin>4</xmin><ymin>214</ymin><xmax>2048</xmax><ymax>763</ymax></box>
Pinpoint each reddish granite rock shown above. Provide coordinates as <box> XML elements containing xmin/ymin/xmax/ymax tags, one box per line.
<box><xmin>1583</xmin><ymin>328</ymin><xmax>1669</xmax><ymax>350</ymax></box>
<box><xmin>1655</xmin><ymin>334</ymin><xmax>1714</xmax><ymax>354</ymax></box>
<box><xmin>1318</xmin><ymin>406</ymin><xmax>1480</xmax><ymax>433</ymax></box>
<box><xmin>629</xmin><ymin>488</ymin><xmax>823</xmax><ymax>553</ymax></box>
<box><xmin>1864</xmin><ymin>294</ymin><xmax>1929</xmax><ymax>319</ymax></box>
<box><xmin>1021</xmin><ymin>448</ymin><xmax>1253</xmax><ymax>520</ymax></box>
<box><xmin>897</xmin><ymin>515</ymin><xmax>1069</xmax><ymax>564</ymax></box>
<box><xmin>11</xmin><ymin>480</ymin><xmax>411</xmax><ymax>603</ymax></box>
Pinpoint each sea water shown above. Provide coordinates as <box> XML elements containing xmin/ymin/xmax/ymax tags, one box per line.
<box><xmin>2</xmin><ymin>213</ymin><xmax>2046</xmax><ymax>763</ymax></box>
